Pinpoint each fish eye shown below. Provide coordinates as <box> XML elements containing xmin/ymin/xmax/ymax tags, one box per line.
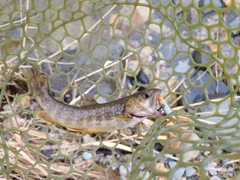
<box><xmin>144</xmin><ymin>92</ymin><xmax>150</xmax><ymax>99</ymax></box>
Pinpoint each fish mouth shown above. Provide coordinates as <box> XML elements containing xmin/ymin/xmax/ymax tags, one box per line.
<box><xmin>129</xmin><ymin>113</ymin><xmax>146</xmax><ymax>118</ymax></box>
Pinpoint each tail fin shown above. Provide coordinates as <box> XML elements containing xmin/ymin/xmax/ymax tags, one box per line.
<box><xmin>22</xmin><ymin>66</ymin><xmax>46</xmax><ymax>95</ymax></box>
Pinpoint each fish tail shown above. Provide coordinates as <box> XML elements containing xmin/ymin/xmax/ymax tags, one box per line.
<box><xmin>22</xmin><ymin>66</ymin><xmax>46</xmax><ymax>95</ymax></box>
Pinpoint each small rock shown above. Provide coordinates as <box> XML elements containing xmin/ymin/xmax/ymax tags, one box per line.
<box><xmin>126</xmin><ymin>59</ymin><xmax>140</xmax><ymax>77</ymax></box>
<box><xmin>156</xmin><ymin>156</ymin><xmax>168</xmax><ymax>163</ymax></box>
<box><xmin>180</xmin><ymin>178</ymin><xmax>186</xmax><ymax>180</ymax></box>
<box><xmin>174</xmin><ymin>58</ymin><xmax>191</xmax><ymax>73</ymax></box>
<box><xmin>206</xmin><ymin>163</ymin><xmax>217</xmax><ymax>176</ymax></box>
<box><xmin>169</xmin><ymin>161</ymin><xmax>177</xmax><ymax>169</ymax></box>
<box><xmin>106</xmin><ymin>155</ymin><xmax>112</xmax><ymax>161</ymax></box>
<box><xmin>217</xmin><ymin>149</ymin><xmax>223</xmax><ymax>154</ymax></box>
<box><xmin>82</xmin><ymin>134</ymin><xmax>96</xmax><ymax>144</ymax></box>
<box><xmin>128</xmin><ymin>69</ymin><xmax>150</xmax><ymax>91</ymax></box>
<box><xmin>210</xmin><ymin>176</ymin><xmax>221</xmax><ymax>180</ymax></box>
<box><xmin>172</xmin><ymin>167</ymin><xmax>185</xmax><ymax>180</ymax></box>
<box><xmin>2</xmin><ymin>104</ymin><xmax>10</xmax><ymax>111</ymax></box>
<box><xmin>4</xmin><ymin>116</ymin><xmax>26</xmax><ymax>129</ymax></box>
<box><xmin>213</xmin><ymin>0</ymin><xmax>224</xmax><ymax>8</ymax></box>
<box><xmin>156</xmin><ymin>163</ymin><xmax>169</xmax><ymax>172</ymax></box>
<box><xmin>222</xmin><ymin>0</ymin><xmax>232</xmax><ymax>6</ymax></box>
<box><xmin>185</xmin><ymin>167</ymin><xmax>196</xmax><ymax>177</ymax></box>
<box><xmin>21</xmin><ymin>95</ymin><xmax>31</xmax><ymax>107</ymax></box>
<box><xmin>145</xmin><ymin>161</ymin><xmax>151</xmax><ymax>168</ymax></box>
<box><xmin>74</xmin><ymin>155</ymin><xmax>83</xmax><ymax>164</ymax></box>
<box><xmin>221</xmin><ymin>158</ymin><xmax>230</xmax><ymax>165</ymax></box>
<box><xmin>139</xmin><ymin>163</ymin><xmax>145</xmax><ymax>171</ymax></box>
<box><xmin>183</xmin><ymin>150</ymin><xmax>199</xmax><ymax>161</ymax></box>
<box><xmin>41</xmin><ymin>150</ymin><xmax>53</xmax><ymax>158</ymax></box>
<box><xmin>227</xmin><ymin>172</ymin><xmax>233</xmax><ymax>177</ymax></box>
<box><xmin>211</xmin><ymin>162</ymin><xmax>217</xmax><ymax>167</ymax></box>
<box><xmin>143</xmin><ymin>171</ymin><xmax>150</xmax><ymax>180</ymax></box>
<box><xmin>119</xmin><ymin>165</ymin><xmax>127</xmax><ymax>180</ymax></box>
<box><xmin>204</xmin><ymin>150</ymin><xmax>211</xmax><ymax>156</ymax></box>
<box><xmin>111</xmin><ymin>163</ymin><xmax>119</xmax><ymax>171</ymax></box>
<box><xmin>98</xmin><ymin>156</ymin><xmax>104</xmax><ymax>164</ymax></box>
<box><xmin>82</xmin><ymin>152</ymin><xmax>92</xmax><ymax>160</ymax></box>
<box><xmin>102</xmin><ymin>155</ymin><xmax>112</xmax><ymax>165</ymax></box>
<box><xmin>180</xmin><ymin>133</ymin><xmax>200</xmax><ymax>161</ymax></box>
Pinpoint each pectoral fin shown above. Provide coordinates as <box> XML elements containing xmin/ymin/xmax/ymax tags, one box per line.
<box><xmin>36</xmin><ymin>111</ymin><xmax>56</xmax><ymax>124</ymax></box>
<box><xmin>79</xmin><ymin>94</ymin><xmax>98</xmax><ymax>107</ymax></box>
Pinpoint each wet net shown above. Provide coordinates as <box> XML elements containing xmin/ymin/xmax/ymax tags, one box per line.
<box><xmin>1</xmin><ymin>0</ymin><xmax>240</xmax><ymax>179</ymax></box>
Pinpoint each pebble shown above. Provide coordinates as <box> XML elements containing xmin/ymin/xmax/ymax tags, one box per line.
<box><xmin>139</xmin><ymin>163</ymin><xmax>145</xmax><ymax>171</ymax></box>
<box><xmin>156</xmin><ymin>163</ymin><xmax>168</xmax><ymax>172</ymax></box>
<box><xmin>156</xmin><ymin>157</ymin><xmax>167</xmax><ymax>163</ymax></box>
<box><xmin>172</xmin><ymin>167</ymin><xmax>185</xmax><ymax>180</ymax></box>
<box><xmin>227</xmin><ymin>172</ymin><xmax>233</xmax><ymax>177</ymax></box>
<box><xmin>102</xmin><ymin>157</ymin><xmax>109</xmax><ymax>165</ymax></box>
<box><xmin>119</xmin><ymin>165</ymin><xmax>127</xmax><ymax>180</ymax></box>
<box><xmin>74</xmin><ymin>155</ymin><xmax>83</xmax><ymax>164</ymax></box>
<box><xmin>180</xmin><ymin>178</ymin><xmax>186</xmax><ymax>180</ymax></box>
<box><xmin>82</xmin><ymin>134</ymin><xmax>96</xmax><ymax>144</ymax></box>
<box><xmin>168</xmin><ymin>161</ymin><xmax>177</xmax><ymax>169</ymax></box>
<box><xmin>99</xmin><ymin>155</ymin><xmax>112</xmax><ymax>165</ymax></box>
<box><xmin>204</xmin><ymin>150</ymin><xmax>211</xmax><ymax>156</ymax></box>
<box><xmin>217</xmin><ymin>149</ymin><xmax>223</xmax><ymax>154</ymax></box>
<box><xmin>213</xmin><ymin>0</ymin><xmax>224</xmax><ymax>8</ymax></box>
<box><xmin>41</xmin><ymin>150</ymin><xmax>53</xmax><ymax>158</ymax></box>
<box><xmin>185</xmin><ymin>167</ymin><xmax>196</xmax><ymax>177</ymax></box>
<box><xmin>206</xmin><ymin>163</ymin><xmax>217</xmax><ymax>176</ymax></box>
<box><xmin>221</xmin><ymin>158</ymin><xmax>230</xmax><ymax>165</ymax></box>
<box><xmin>82</xmin><ymin>152</ymin><xmax>92</xmax><ymax>160</ymax></box>
<box><xmin>111</xmin><ymin>163</ymin><xmax>119</xmax><ymax>171</ymax></box>
<box><xmin>143</xmin><ymin>171</ymin><xmax>150</xmax><ymax>180</ymax></box>
<box><xmin>96</xmin><ymin>156</ymin><xmax>104</xmax><ymax>164</ymax></box>
<box><xmin>211</xmin><ymin>162</ymin><xmax>217</xmax><ymax>167</ymax></box>
<box><xmin>210</xmin><ymin>176</ymin><xmax>221</xmax><ymax>180</ymax></box>
<box><xmin>179</xmin><ymin>133</ymin><xmax>200</xmax><ymax>161</ymax></box>
<box><xmin>183</xmin><ymin>149</ymin><xmax>199</xmax><ymax>161</ymax></box>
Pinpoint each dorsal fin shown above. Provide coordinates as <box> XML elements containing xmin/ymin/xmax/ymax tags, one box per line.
<box><xmin>79</xmin><ymin>94</ymin><xmax>98</xmax><ymax>107</ymax></box>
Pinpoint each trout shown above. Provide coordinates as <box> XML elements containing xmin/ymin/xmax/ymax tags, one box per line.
<box><xmin>22</xmin><ymin>66</ymin><xmax>164</xmax><ymax>132</ymax></box>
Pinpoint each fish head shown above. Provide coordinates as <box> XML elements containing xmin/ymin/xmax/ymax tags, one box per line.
<box><xmin>124</xmin><ymin>88</ymin><xmax>164</xmax><ymax>118</ymax></box>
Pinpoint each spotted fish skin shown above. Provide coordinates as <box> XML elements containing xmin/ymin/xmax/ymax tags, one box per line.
<box><xmin>22</xmin><ymin>66</ymin><xmax>163</xmax><ymax>132</ymax></box>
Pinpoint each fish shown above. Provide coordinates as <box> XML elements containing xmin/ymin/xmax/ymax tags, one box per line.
<box><xmin>22</xmin><ymin>66</ymin><xmax>164</xmax><ymax>132</ymax></box>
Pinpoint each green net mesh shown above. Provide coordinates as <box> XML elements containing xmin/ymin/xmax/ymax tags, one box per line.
<box><xmin>1</xmin><ymin>0</ymin><xmax>240</xmax><ymax>179</ymax></box>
